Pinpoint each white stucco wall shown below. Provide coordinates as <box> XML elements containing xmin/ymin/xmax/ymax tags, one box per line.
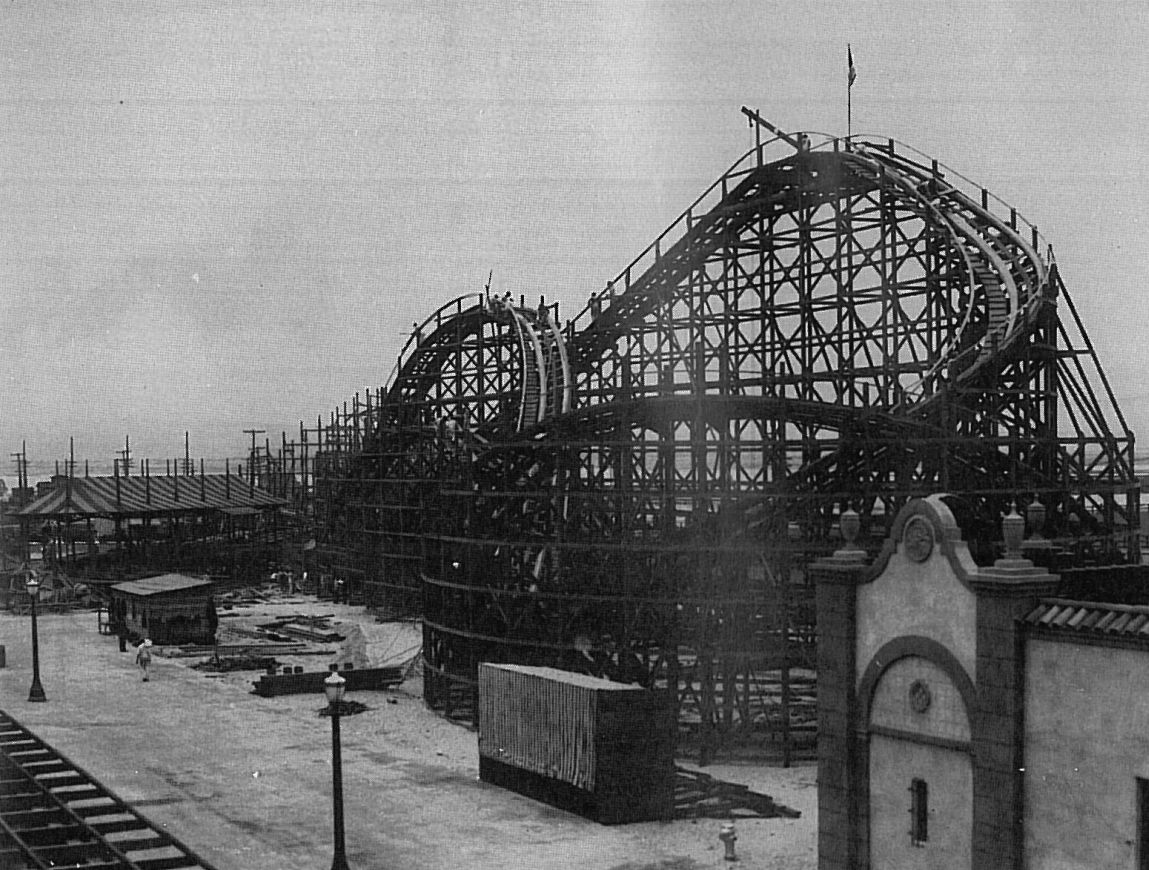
<box><xmin>1025</xmin><ymin>638</ymin><xmax>1149</xmax><ymax>869</ymax></box>
<box><xmin>856</xmin><ymin>543</ymin><xmax>978</xmax><ymax>687</ymax></box>
<box><xmin>869</xmin><ymin>732</ymin><xmax>973</xmax><ymax>870</ymax></box>
<box><xmin>870</xmin><ymin>656</ymin><xmax>971</xmax><ymax>743</ymax></box>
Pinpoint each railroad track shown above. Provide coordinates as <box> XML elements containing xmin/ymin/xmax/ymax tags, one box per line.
<box><xmin>0</xmin><ymin>709</ymin><xmax>219</xmax><ymax>870</ymax></box>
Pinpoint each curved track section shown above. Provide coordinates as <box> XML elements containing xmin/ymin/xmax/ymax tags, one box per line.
<box><xmin>311</xmin><ymin>292</ymin><xmax>572</xmax><ymax>613</ymax></box>
<box><xmin>312</xmin><ymin>132</ymin><xmax>1136</xmax><ymax>759</ymax></box>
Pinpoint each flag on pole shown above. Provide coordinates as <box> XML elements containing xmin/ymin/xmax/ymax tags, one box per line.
<box><xmin>848</xmin><ymin>44</ymin><xmax>857</xmax><ymax>87</ymax></box>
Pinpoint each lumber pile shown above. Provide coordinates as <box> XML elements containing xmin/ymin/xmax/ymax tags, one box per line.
<box><xmin>251</xmin><ymin>665</ymin><xmax>404</xmax><ymax>697</ymax></box>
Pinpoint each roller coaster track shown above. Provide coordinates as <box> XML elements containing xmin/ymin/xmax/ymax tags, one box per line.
<box><xmin>311</xmin><ymin>122</ymin><xmax>1137</xmax><ymax>758</ymax></box>
<box><xmin>377</xmin><ymin>293</ymin><xmax>571</xmax><ymax>440</ymax></box>
<box><xmin>375</xmin><ymin>137</ymin><xmax>1061</xmax><ymax>495</ymax></box>
<box><xmin>442</xmin><ymin>135</ymin><xmax>1092</xmax><ymax>527</ymax></box>
<box><xmin>566</xmin><ymin>139</ymin><xmax>1045</xmax><ymax>409</ymax></box>
<box><xmin>0</xmin><ymin>710</ymin><xmax>218</xmax><ymax>870</ymax></box>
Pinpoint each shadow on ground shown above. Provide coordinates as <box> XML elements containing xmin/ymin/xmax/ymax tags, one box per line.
<box><xmin>609</xmin><ymin>859</ymin><xmax>707</xmax><ymax>870</ymax></box>
<box><xmin>674</xmin><ymin>766</ymin><xmax>801</xmax><ymax>820</ymax></box>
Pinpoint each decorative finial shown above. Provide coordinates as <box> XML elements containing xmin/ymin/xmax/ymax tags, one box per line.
<box><xmin>1026</xmin><ymin>498</ymin><xmax>1046</xmax><ymax>540</ymax></box>
<box><xmin>1002</xmin><ymin>502</ymin><xmax>1025</xmax><ymax>559</ymax></box>
<box><xmin>839</xmin><ymin>506</ymin><xmax>861</xmax><ymax>548</ymax></box>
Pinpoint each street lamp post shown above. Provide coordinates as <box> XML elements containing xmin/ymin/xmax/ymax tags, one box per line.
<box><xmin>324</xmin><ymin>672</ymin><xmax>350</xmax><ymax>870</ymax></box>
<box><xmin>25</xmin><ymin>575</ymin><xmax>46</xmax><ymax>702</ymax></box>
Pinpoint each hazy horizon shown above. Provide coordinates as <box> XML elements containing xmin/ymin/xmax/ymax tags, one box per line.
<box><xmin>5</xmin><ymin>2</ymin><xmax>1148</xmax><ymax>479</ymax></box>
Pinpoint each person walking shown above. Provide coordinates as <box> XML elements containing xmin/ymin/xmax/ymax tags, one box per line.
<box><xmin>136</xmin><ymin>639</ymin><xmax>153</xmax><ymax>682</ymax></box>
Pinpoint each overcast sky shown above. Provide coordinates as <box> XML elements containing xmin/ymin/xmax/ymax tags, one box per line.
<box><xmin>3</xmin><ymin>1</ymin><xmax>1148</xmax><ymax>479</ymax></box>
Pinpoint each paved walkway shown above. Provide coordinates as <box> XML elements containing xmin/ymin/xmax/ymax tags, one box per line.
<box><xmin>0</xmin><ymin>609</ymin><xmax>816</xmax><ymax>870</ymax></box>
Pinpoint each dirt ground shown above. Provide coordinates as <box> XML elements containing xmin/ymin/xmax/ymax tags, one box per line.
<box><xmin>0</xmin><ymin>596</ymin><xmax>817</xmax><ymax>870</ymax></box>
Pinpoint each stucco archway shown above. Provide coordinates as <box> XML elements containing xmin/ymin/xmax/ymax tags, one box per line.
<box><xmin>861</xmin><ymin>638</ymin><xmax>974</xmax><ymax>869</ymax></box>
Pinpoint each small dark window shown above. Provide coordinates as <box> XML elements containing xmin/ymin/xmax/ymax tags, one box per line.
<box><xmin>1138</xmin><ymin>778</ymin><xmax>1149</xmax><ymax>870</ymax></box>
<box><xmin>910</xmin><ymin>778</ymin><xmax>928</xmax><ymax>846</ymax></box>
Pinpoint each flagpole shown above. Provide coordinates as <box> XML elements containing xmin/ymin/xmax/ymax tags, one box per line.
<box><xmin>847</xmin><ymin>43</ymin><xmax>853</xmax><ymax>141</ymax></box>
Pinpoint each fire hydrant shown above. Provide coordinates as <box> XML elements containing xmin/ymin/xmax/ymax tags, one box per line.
<box><xmin>719</xmin><ymin>822</ymin><xmax>738</xmax><ymax>862</ymax></box>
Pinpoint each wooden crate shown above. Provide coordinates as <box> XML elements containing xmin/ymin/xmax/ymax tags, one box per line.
<box><xmin>478</xmin><ymin>664</ymin><xmax>675</xmax><ymax>824</ymax></box>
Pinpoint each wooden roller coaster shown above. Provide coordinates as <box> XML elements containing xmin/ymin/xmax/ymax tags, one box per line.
<box><xmin>262</xmin><ymin>114</ymin><xmax>1136</xmax><ymax>762</ymax></box>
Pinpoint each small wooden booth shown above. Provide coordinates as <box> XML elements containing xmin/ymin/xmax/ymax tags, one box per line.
<box><xmin>477</xmin><ymin>664</ymin><xmax>676</xmax><ymax>824</ymax></box>
<box><xmin>108</xmin><ymin>573</ymin><xmax>218</xmax><ymax>646</ymax></box>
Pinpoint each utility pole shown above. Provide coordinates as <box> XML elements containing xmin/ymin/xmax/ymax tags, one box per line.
<box><xmin>117</xmin><ymin>436</ymin><xmax>133</xmax><ymax>478</ymax></box>
<box><xmin>8</xmin><ymin>443</ymin><xmax>27</xmax><ymax>561</ymax></box>
<box><xmin>10</xmin><ymin>444</ymin><xmax>27</xmax><ymax>494</ymax></box>
<box><xmin>243</xmin><ymin>429</ymin><xmax>266</xmax><ymax>486</ymax></box>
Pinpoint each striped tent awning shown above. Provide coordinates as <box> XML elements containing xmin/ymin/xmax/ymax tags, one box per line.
<box><xmin>15</xmin><ymin>474</ymin><xmax>285</xmax><ymax>519</ymax></box>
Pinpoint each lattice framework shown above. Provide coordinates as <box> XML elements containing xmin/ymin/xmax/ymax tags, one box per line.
<box><xmin>286</xmin><ymin>131</ymin><xmax>1138</xmax><ymax>761</ymax></box>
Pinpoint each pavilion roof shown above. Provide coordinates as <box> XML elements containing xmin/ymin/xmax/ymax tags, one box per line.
<box><xmin>15</xmin><ymin>473</ymin><xmax>285</xmax><ymax>519</ymax></box>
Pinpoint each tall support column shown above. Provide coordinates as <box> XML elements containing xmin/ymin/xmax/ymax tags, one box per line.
<box><xmin>969</xmin><ymin>520</ymin><xmax>1057</xmax><ymax>870</ymax></box>
<box><xmin>812</xmin><ymin>528</ymin><xmax>868</xmax><ymax>870</ymax></box>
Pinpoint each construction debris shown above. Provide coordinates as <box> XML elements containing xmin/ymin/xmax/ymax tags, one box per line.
<box><xmin>251</xmin><ymin>665</ymin><xmax>404</xmax><ymax>697</ymax></box>
<box><xmin>318</xmin><ymin>700</ymin><xmax>368</xmax><ymax>717</ymax></box>
<box><xmin>193</xmin><ymin>654</ymin><xmax>279</xmax><ymax>673</ymax></box>
<box><xmin>673</xmin><ymin>767</ymin><xmax>801</xmax><ymax>820</ymax></box>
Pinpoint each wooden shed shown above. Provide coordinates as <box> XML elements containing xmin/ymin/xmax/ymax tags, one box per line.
<box><xmin>477</xmin><ymin>664</ymin><xmax>676</xmax><ymax>823</ymax></box>
<box><xmin>109</xmin><ymin>573</ymin><xmax>217</xmax><ymax>646</ymax></box>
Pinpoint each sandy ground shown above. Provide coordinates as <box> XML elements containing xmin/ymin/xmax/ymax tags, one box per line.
<box><xmin>0</xmin><ymin>598</ymin><xmax>817</xmax><ymax>870</ymax></box>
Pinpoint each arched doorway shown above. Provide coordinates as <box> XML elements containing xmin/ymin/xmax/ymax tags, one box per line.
<box><xmin>867</xmin><ymin>654</ymin><xmax>973</xmax><ymax>869</ymax></box>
